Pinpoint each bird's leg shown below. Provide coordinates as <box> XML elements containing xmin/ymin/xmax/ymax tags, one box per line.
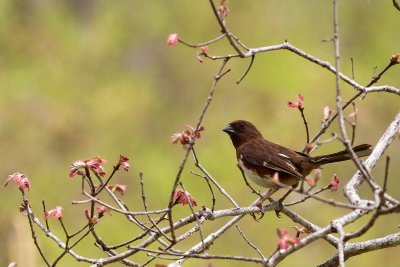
<box><xmin>274</xmin><ymin>183</ymin><xmax>298</xmax><ymax>217</ymax></box>
<box><xmin>253</xmin><ymin>188</ymin><xmax>279</xmax><ymax>211</ymax></box>
<box><xmin>250</xmin><ymin>188</ymin><xmax>279</xmax><ymax>222</ymax></box>
<box><xmin>249</xmin><ymin>188</ymin><xmax>279</xmax><ymax>221</ymax></box>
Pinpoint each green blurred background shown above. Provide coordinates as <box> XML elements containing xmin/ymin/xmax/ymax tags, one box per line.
<box><xmin>1</xmin><ymin>0</ymin><xmax>399</xmax><ymax>266</ymax></box>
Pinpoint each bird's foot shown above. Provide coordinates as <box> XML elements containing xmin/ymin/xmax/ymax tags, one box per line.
<box><xmin>274</xmin><ymin>199</ymin><xmax>284</xmax><ymax>218</ymax></box>
<box><xmin>250</xmin><ymin>201</ymin><xmax>265</xmax><ymax>221</ymax></box>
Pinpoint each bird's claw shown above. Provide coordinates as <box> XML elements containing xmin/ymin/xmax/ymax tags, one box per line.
<box><xmin>250</xmin><ymin>202</ymin><xmax>265</xmax><ymax>221</ymax></box>
<box><xmin>274</xmin><ymin>200</ymin><xmax>284</xmax><ymax>218</ymax></box>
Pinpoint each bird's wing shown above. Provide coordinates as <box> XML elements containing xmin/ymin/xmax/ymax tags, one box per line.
<box><xmin>240</xmin><ymin>143</ymin><xmax>304</xmax><ymax>178</ymax></box>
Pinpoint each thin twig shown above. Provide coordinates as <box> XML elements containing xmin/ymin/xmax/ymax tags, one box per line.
<box><xmin>284</xmin><ymin>186</ymin><xmax>329</xmax><ymax>207</ymax></box>
<box><xmin>236</xmin><ymin>54</ymin><xmax>255</xmax><ymax>84</ymax></box>
<box><xmin>189</xmin><ymin>170</ymin><xmax>216</xmax><ymax>211</ymax></box>
<box><xmin>178</xmin><ymin>33</ymin><xmax>227</xmax><ymax>48</ymax></box>
<box><xmin>21</xmin><ymin>190</ymin><xmax>51</xmax><ymax>266</ymax></box>
<box><xmin>95</xmin><ymin>164</ymin><xmax>120</xmax><ymax>195</ymax></box>
<box><xmin>180</xmin><ymin>182</ymin><xmax>206</xmax><ymax>253</ymax></box>
<box><xmin>208</xmin><ymin>0</ymin><xmax>245</xmax><ymax>57</ymax></box>
<box><xmin>236</xmin><ymin>225</ymin><xmax>266</xmax><ymax>260</ymax></box>
<box><xmin>139</xmin><ymin>171</ymin><xmax>173</xmax><ymax>243</ymax></box>
<box><xmin>299</xmin><ymin>107</ymin><xmax>310</xmax><ymax>144</ymax></box>
<box><xmin>42</xmin><ymin>200</ymin><xmax>49</xmax><ymax>231</ymax></box>
<box><xmin>191</xmin><ymin>146</ymin><xmax>239</xmax><ymax>208</ymax></box>
<box><xmin>166</xmin><ymin>58</ymin><xmax>231</xmax><ymax>243</ymax></box>
<box><xmin>383</xmin><ymin>156</ymin><xmax>390</xmax><ymax>193</ymax></box>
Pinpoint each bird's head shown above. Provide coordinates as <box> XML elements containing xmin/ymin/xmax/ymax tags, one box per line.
<box><xmin>222</xmin><ymin>120</ymin><xmax>263</xmax><ymax>147</ymax></box>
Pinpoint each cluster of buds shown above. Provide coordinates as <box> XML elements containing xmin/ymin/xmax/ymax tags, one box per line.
<box><xmin>217</xmin><ymin>0</ymin><xmax>230</xmax><ymax>18</ymax></box>
<box><xmin>44</xmin><ymin>206</ymin><xmax>63</xmax><ymax>220</ymax></box>
<box><xmin>96</xmin><ymin>206</ymin><xmax>112</xmax><ymax>218</ymax></box>
<box><xmin>3</xmin><ymin>173</ymin><xmax>30</xmax><ymax>191</ymax></box>
<box><xmin>173</xmin><ymin>189</ymin><xmax>197</xmax><ymax>207</ymax></box>
<box><xmin>287</xmin><ymin>93</ymin><xmax>305</xmax><ymax>110</ymax></box>
<box><xmin>69</xmin><ymin>155</ymin><xmax>130</xmax><ymax>178</ymax></box>
<box><xmin>306</xmin><ymin>168</ymin><xmax>322</xmax><ymax>187</ymax></box>
<box><xmin>197</xmin><ymin>46</ymin><xmax>209</xmax><ymax>63</ymax></box>
<box><xmin>390</xmin><ymin>54</ymin><xmax>400</xmax><ymax>64</ymax></box>
<box><xmin>276</xmin><ymin>228</ymin><xmax>300</xmax><ymax>250</ymax></box>
<box><xmin>292</xmin><ymin>226</ymin><xmax>312</xmax><ymax>236</ymax></box>
<box><xmin>328</xmin><ymin>174</ymin><xmax>340</xmax><ymax>192</ymax></box>
<box><xmin>107</xmin><ymin>184</ymin><xmax>127</xmax><ymax>195</ymax></box>
<box><xmin>117</xmin><ymin>155</ymin><xmax>130</xmax><ymax>172</ymax></box>
<box><xmin>171</xmin><ymin>124</ymin><xmax>205</xmax><ymax>150</ymax></box>
<box><xmin>69</xmin><ymin>156</ymin><xmax>107</xmax><ymax>178</ymax></box>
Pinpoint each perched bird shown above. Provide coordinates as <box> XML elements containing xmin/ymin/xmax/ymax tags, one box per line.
<box><xmin>223</xmin><ymin>120</ymin><xmax>372</xmax><ymax>207</ymax></box>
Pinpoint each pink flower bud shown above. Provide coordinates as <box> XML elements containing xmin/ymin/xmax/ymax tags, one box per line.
<box><xmin>167</xmin><ymin>33</ymin><xmax>179</xmax><ymax>46</ymax></box>
<box><xmin>329</xmin><ymin>174</ymin><xmax>340</xmax><ymax>191</ymax></box>
<box><xmin>3</xmin><ymin>173</ymin><xmax>31</xmax><ymax>191</ymax></box>
<box><xmin>287</xmin><ymin>93</ymin><xmax>304</xmax><ymax>109</ymax></box>
<box><xmin>173</xmin><ymin>189</ymin><xmax>197</xmax><ymax>206</ymax></box>
<box><xmin>323</xmin><ymin>106</ymin><xmax>335</xmax><ymax>121</ymax></box>
<box><xmin>200</xmin><ymin>46</ymin><xmax>209</xmax><ymax>53</ymax></box>
<box><xmin>276</xmin><ymin>228</ymin><xmax>300</xmax><ymax>250</ymax></box>
<box><xmin>44</xmin><ymin>206</ymin><xmax>63</xmax><ymax>220</ymax></box>
<box><xmin>119</xmin><ymin>155</ymin><xmax>130</xmax><ymax>172</ymax></box>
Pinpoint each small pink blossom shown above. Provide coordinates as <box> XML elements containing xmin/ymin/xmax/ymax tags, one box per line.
<box><xmin>171</xmin><ymin>125</ymin><xmax>205</xmax><ymax>150</ymax></box>
<box><xmin>173</xmin><ymin>189</ymin><xmax>197</xmax><ymax>206</ymax></box>
<box><xmin>292</xmin><ymin>226</ymin><xmax>312</xmax><ymax>235</ymax></box>
<box><xmin>197</xmin><ymin>46</ymin><xmax>209</xmax><ymax>63</ymax></box>
<box><xmin>306</xmin><ymin>168</ymin><xmax>322</xmax><ymax>187</ymax></box>
<box><xmin>277</xmin><ymin>228</ymin><xmax>300</xmax><ymax>250</ymax></box>
<box><xmin>87</xmin><ymin>156</ymin><xmax>107</xmax><ymax>176</ymax></box>
<box><xmin>44</xmin><ymin>206</ymin><xmax>63</xmax><ymax>220</ymax></box>
<box><xmin>391</xmin><ymin>54</ymin><xmax>400</xmax><ymax>64</ymax></box>
<box><xmin>96</xmin><ymin>206</ymin><xmax>112</xmax><ymax>216</ymax></box>
<box><xmin>323</xmin><ymin>106</ymin><xmax>335</xmax><ymax>121</ymax></box>
<box><xmin>107</xmin><ymin>184</ymin><xmax>127</xmax><ymax>195</ymax></box>
<box><xmin>119</xmin><ymin>155</ymin><xmax>130</xmax><ymax>172</ymax></box>
<box><xmin>305</xmin><ymin>177</ymin><xmax>316</xmax><ymax>187</ymax></box>
<box><xmin>329</xmin><ymin>174</ymin><xmax>340</xmax><ymax>192</ymax></box>
<box><xmin>167</xmin><ymin>33</ymin><xmax>179</xmax><ymax>46</ymax></box>
<box><xmin>69</xmin><ymin>156</ymin><xmax>107</xmax><ymax>178</ymax></box>
<box><xmin>217</xmin><ymin>0</ymin><xmax>230</xmax><ymax>17</ymax></box>
<box><xmin>69</xmin><ymin>160</ymin><xmax>86</xmax><ymax>178</ymax></box>
<box><xmin>3</xmin><ymin>173</ymin><xmax>31</xmax><ymax>191</ymax></box>
<box><xmin>84</xmin><ymin>209</ymin><xmax>99</xmax><ymax>224</ymax></box>
<box><xmin>287</xmin><ymin>101</ymin><xmax>300</xmax><ymax>108</ymax></box>
<box><xmin>287</xmin><ymin>93</ymin><xmax>304</xmax><ymax>109</ymax></box>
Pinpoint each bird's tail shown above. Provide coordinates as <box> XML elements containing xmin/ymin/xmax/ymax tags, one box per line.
<box><xmin>309</xmin><ymin>144</ymin><xmax>372</xmax><ymax>165</ymax></box>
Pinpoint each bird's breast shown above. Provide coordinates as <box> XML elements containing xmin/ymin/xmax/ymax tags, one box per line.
<box><xmin>238</xmin><ymin>159</ymin><xmax>277</xmax><ymax>188</ymax></box>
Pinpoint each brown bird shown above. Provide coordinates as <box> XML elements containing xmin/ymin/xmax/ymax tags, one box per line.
<box><xmin>223</xmin><ymin>120</ymin><xmax>372</xmax><ymax>208</ymax></box>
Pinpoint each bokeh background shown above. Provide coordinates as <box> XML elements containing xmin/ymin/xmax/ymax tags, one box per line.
<box><xmin>0</xmin><ymin>0</ymin><xmax>399</xmax><ymax>266</ymax></box>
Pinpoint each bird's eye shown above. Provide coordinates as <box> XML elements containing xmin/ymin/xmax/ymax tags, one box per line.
<box><xmin>239</xmin><ymin>123</ymin><xmax>244</xmax><ymax>128</ymax></box>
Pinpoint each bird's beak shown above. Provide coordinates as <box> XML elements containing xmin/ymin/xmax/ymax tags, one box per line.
<box><xmin>222</xmin><ymin>124</ymin><xmax>236</xmax><ymax>134</ymax></box>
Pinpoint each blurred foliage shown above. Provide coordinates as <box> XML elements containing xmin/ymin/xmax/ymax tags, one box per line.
<box><xmin>0</xmin><ymin>0</ymin><xmax>399</xmax><ymax>266</ymax></box>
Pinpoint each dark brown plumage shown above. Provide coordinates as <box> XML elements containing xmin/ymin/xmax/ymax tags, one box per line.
<box><xmin>223</xmin><ymin>120</ymin><xmax>372</xmax><ymax>206</ymax></box>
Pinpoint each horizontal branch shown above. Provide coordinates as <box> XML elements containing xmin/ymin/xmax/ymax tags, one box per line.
<box><xmin>207</xmin><ymin>41</ymin><xmax>400</xmax><ymax>95</ymax></box>
<box><xmin>317</xmin><ymin>232</ymin><xmax>400</xmax><ymax>267</ymax></box>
